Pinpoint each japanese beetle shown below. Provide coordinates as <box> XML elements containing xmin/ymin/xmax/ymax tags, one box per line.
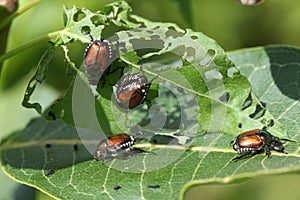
<box><xmin>94</xmin><ymin>133</ymin><xmax>152</xmax><ymax>163</ymax></box>
<box><xmin>83</xmin><ymin>35</ymin><xmax>114</xmax><ymax>86</ymax></box>
<box><xmin>115</xmin><ymin>70</ymin><xmax>157</xmax><ymax>109</ymax></box>
<box><xmin>231</xmin><ymin>129</ymin><xmax>286</xmax><ymax>161</ymax></box>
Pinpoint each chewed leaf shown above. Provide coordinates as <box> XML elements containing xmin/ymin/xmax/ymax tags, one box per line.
<box><xmin>48</xmin><ymin>3</ymin><xmax>284</xmax><ymax>139</ymax></box>
<box><xmin>229</xmin><ymin>46</ymin><xmax>300</xmax><ymax>139</ymax></box>
<box><xmin>22</xmin><ymin>46</ymin><xmax>55</xmax><ymax>114</ymax></box>
<box><xmin>5</xmin><ymin>1</ymin><xmax>300</xmax><ymax>200</ymax></box>
<box><xmin>0</xmin><ymin>118</ymin><xmax>298</xmax><ymax>200</ymax></box>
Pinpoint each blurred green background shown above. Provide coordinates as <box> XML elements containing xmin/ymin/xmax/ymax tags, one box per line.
<box><xmin>1</xmin><ymin>0</ymin><xmax>300</xmax><ymax>199</ymax></box>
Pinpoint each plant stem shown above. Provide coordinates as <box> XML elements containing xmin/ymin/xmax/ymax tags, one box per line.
<box><xmin>0</xmin><ymin>0</ymin><xmax>42</xmax><ymax>31</ymax></box>
<box><xmin>0</xmin><ymin>30</ymin><xmax>61</xmax><ymax>63</ymax></box>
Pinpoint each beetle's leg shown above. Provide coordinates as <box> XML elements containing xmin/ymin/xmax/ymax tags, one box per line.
<box><xmin>264</xmin><ymin>146</ymin><xmax>271</xmax><ymax>157</ymax></box>
<box><xmin>231</xmin><ymin>152</ymin><xmax>252</xmax><ymax>162</ymax></box>
<box><xmin>130</xmin><ymin>148</ymin><xmax>155</xmax><ymax>155</ymax></box>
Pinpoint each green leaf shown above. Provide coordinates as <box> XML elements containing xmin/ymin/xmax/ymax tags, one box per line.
<box><xmin>49</xmin><ymin>4</ymin><xmax>281</xmax><ymax>138</ymax></box>
<box><xmin>22</xmin><ymin>46</ymin><xmax>56</xmax><ymax>114</ymax></box>
<box><xmin>228</xmin><ymin>45</ymin><xmax>300</xmax><ymax>141</ymax></box>
<box><xmin>52</xmin><ymin>1</ymin><xmax>142</xmax><ymax>46</ymax></box>
<box><xmin>0</xmin><ymin>115</ymin><xmax>299</xmax><ymax>199</ymax></box>
<box><xmin>2</xmin><ymin>2</ymin><xmax>300</xmax><ymax>200</ymax></box>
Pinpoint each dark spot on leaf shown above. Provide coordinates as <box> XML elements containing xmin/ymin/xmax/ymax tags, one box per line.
<box><xmin>114</xmin><ymin>185</ymin><xmax>121</xmax><ymax>190</ymax></box>
<box><xmin>45</xmin><ymin>169</ymin><xmax>55</xmax><ymax>176</ymax></box>
<box><xmin>177</xmin><ymin>87</ymin><xmax>184</xmax><ymax>93</ymax></box>
<box><xmin>238</xmin><ymin>123</ymin><xmax>242</xmax><ymax>128</ymax></box>
<box><xmin>219</xmin><ymin>92</ymin><xmax>230</xmax><ymax>103</ymax></box>
<box><xmin>73</xmin><ymin>144</ymin><xmax>78</xmax><ymax>151</ymax></box>
<box><xmin>45</xmin><ymin>144</ymin><xmax>51</xmax><ymax>148</ymax></box>
<box><xmin>147</xmin><ymin>184</ymin><xmax>160</xmax><ymax>189</ymax></box>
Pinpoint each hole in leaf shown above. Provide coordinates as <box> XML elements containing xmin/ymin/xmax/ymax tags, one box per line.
<box><xmin>129</xmin><ymin>38</ymin><xmax>164</xmax><ymax>57</ymax></box>
<box><xmin>81</xmin><ymin>26</ymin><xmax>91</xmax><ymax>35</ymax></box>
<box><xmin>166</xmin><ymin>28</ymin><xmax>184</xmax><ymax>38</ymax></box>
<box><xmin>47</xmin><ymin>110</ymin><xmax>56</xmax><ymax>120</ymax></box>
<box><xmin>172</xmin><ymin>45</ymin><xmax>186</xmax><ymax>58</ymax></box>
<box><xmin>204</xmin><ymin>69</ymin><xmax>223</xmax><ymax>80</ymax></box>
<box><xmin>191</xmin><ymin>35</ymin><xmax>198</xmax><ymax>40</ymax></box>
<box><xmin>73</xmin><ymin>10</ymin><xmax>86</xmax><ymax>22</ymax></box>
<box><xmin>249</xmin><ymin>102</ymin><xmax>266</xmax><ymax>119</ymax></box>
<box><xmin>150</xmin><ymin>35</ymin><xmax>160</xmax><ymax>40</ymax></box>
<box><xmin>90</xmin><ymin>15</ymin><xmax>102</xmax><ymax>27</ymax></box>
<box><xmin>150</xmin><ymin>134</ymin><xmax>179</xmax><ymax>145</ymax></box>
<box><xmin>227</xmin><ymin>67</ymin><xmax>238</xmax><ymax>77</ymax></box>
<box><xmin>147</xmin><ymin>30</ymin><xmax>154</xmax><ymax>34</ymax></box>
<box><xmin>103</xmin><ymin>5</ymin><xmax>113</xmax><ymax>15</ymax></box>
<box><xmin>186</xmin><ymin>47</ymin><xmax>196</xmax><ymax>59</ymax></box>
<box><xmin>241</xmin><ymin>93</ymin><xmax>252</xmax><ymax>110</ymax></box>
<box><xmin>142</xmin><ymin>52</ymin><xmax>183</xmax><ymax>70</ymax></box>
<box><xmin>199</xmin><ymin>49</ymin><xmax>216</xmax><ymax>66</ymax></box>
<box><xmin>267</xmin><ymin>119</ymin><xmax>275</xmax><ymax>127</ymax></box>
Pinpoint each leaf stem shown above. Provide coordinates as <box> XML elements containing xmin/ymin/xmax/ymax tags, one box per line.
<box><xmin>0</xmin><ymin>0</ymin><xmax>42</xmax><ymax>31</ymax></box>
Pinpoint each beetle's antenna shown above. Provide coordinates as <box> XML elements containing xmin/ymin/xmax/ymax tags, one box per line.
<box><xmin>150</xmin><ymin>74</ymin><xmax>159</xmax><ymax>83</ymax></box>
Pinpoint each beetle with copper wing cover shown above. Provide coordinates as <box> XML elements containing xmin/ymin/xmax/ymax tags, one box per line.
<box><xmin>231</xmin><ymin>129</ymin><xmax>286</xmax><ymax>161</ymax></box>
<box><xmin>94</xmin><ymin>133</ymin><xmax>152</xmax><ymax>163</ymax></box>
